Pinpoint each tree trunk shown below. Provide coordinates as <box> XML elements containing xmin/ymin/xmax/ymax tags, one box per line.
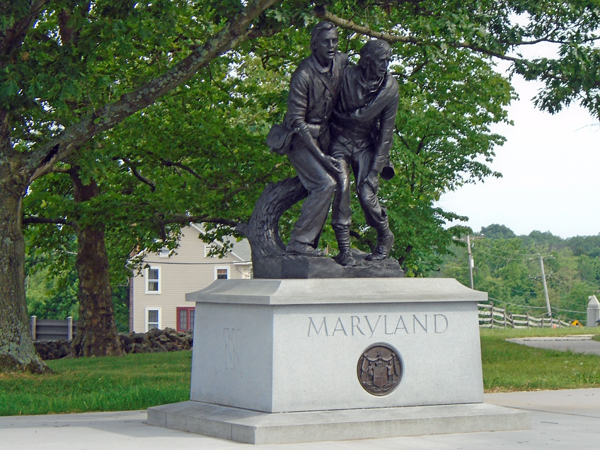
<box><xmin>0</xmin><ymin>174</ymin><xmax>50</xmax><ymax>373</ymax></box>
<box><xmin>236</xmin><ymin>177</ymin><xmax>307</xmax><ymax>260</ymax></box>
<box><xmin>70</xmin><ymin>171</ymin><xmax>123</xmax><ymax>357</ymax></box>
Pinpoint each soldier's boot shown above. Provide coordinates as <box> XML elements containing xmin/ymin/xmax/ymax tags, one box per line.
<box><xmin>333</xmin><ymin>225</ymin><xmax>356</xmax><ymax>266</ymax></box>
<box><xmin>366</xmin><ymin>224</ymin><xmax>394</xmax><ymax>261</ymax></box>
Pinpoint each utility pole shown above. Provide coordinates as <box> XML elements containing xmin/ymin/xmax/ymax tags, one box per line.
<box><xmin>467</xmin><ymin>235</ymin><xmax>474</xmax><ymax>289</ymax></box>
<box><xmin>538</xmin><ymin>254</ymin><xmax>552</xmax><ymax>318</ymax></box>
<box><xmin>455</xmin><ymin>235</ymin><xmax>481</xmax><ymax>289</ymax></box>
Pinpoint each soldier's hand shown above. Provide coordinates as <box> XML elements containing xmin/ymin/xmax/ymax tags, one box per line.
<box><xmin>324</xmin><ymin>155</ymin><xmax>343</xmax><ymax>174</ymax></box>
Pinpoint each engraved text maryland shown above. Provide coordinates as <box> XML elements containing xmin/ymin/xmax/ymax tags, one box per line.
<box><xmin>307</xmin><ymin>314</ymin><xmax>449</xmax><ymax>337</ymax></box>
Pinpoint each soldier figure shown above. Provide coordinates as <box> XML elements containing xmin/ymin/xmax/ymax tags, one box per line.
<box><xmin>330</xmin><ymin>39</ymin><xmax>400</xmax><ymax>266</ymax></box>
<box><xmin>282</xmin><ymin>22</ymin><xmax>348</xmax><ymax>256</ymax></box>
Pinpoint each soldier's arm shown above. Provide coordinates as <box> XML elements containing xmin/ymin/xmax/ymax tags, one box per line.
<box><xmin>298</xmin><ymin>132</ymin><xmax>342</xmax><ymax>174</ymax></box>
<box><xmin>286</xmin><ymin>70</ymin><xmax>311</xmax><ymax>134</ymax></box>
<box><xmin>372</xmin><ymin>96</ymin><xmax>399</xmax><ymax>173</ymax></box>
<box><xmin>287</xmin><ymin>69</ymin><xmax>341</xmax><ymax>174</ymax></box>
<box><xmin>371</xmin><ymin>81</ymin><xmax>400</xmax><ymax>174</ymax></box>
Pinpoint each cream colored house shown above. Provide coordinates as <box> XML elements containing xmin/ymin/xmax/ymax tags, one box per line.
<box><xmin>130</xmin><ymin>224</ymin><xmax>252</xmax><ymax>332</ymax></box>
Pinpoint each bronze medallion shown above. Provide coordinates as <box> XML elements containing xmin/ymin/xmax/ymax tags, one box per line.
<box><xmin>357</xmin><ymin>344</ymin><xmax>403</xmax><ymax>396</ymax></box>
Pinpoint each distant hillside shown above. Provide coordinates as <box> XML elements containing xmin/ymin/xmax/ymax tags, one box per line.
<box><xmin>429</xmin><ymin>224</ymin><xmax>600</xmax><ymax>321</ymax></box>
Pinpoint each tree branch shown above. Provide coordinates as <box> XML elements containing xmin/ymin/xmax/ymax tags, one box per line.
<box><xmin>158</xmin><ymin>215</ymin><xmax>240</xmax><ymax>228</ymax></box>
<box><xmin>157</xmin><ymin>157</ymin><xmax>219</xmax><ymax>189</ymax></box>
<box><xmin>0</xmin><ymin>0</ymin><xmax>47</xmax><ymax>65</ymax></box>
<box><xmin>316</xmin><ymin>8</ymin><xmax>523</xmax><ymax>63</ymax></box>
<box><xmin>316</xmin><ymin>7</ymin><xmax>419</xmax><ymax>45</ymax></box>
<box><xmin>122</xmin><ymin>158</ymin><xmax>156</xmax><ymax>192</ymax></box>
<box><xmin>22</xmin><ymin>216</ymin><xmax>75</xmax><ymax>227</ymax></box>
<box><xmin>28</xmin><ymin>0</ymin><xmax>282</xmax><ymax>182</ymax></box>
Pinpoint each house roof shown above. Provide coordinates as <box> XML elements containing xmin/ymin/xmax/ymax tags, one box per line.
<box><xmin>190</xmin><ymin>223</ymin><xmax>251</xmax><ymax>262</ymax></box>
<box><xmin>129</xmin><ymin>224</ymin><xmax>252</xmax><ymax>264</ymax></box>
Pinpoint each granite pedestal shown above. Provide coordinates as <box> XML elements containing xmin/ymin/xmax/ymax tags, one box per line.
<box><xmin>148</xmin><ymin>278</ymin><xmax>530</xmax><ymax>443</ymax></box>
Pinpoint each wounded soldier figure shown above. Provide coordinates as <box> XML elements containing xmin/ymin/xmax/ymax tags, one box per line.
<box><xmin>330</xmin><ymin>39</ymin><xmax>400</xmax><ymax>267</ymax></box>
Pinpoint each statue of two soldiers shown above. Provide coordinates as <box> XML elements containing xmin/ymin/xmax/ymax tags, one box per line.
<box><xmin>267</xmin><ymin>22</ymin><xmax>399</xmax><ymax>266</ymax></box>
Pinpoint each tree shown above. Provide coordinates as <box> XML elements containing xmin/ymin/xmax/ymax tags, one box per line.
<box><xmin>22</xmin><ymin>50</ymin><xmax>290</xmax><ymax>356</ymax></box>
<box><xmin>0</xmin><ymin>0</ymin><xmax>282</xmax><ymax>372</ymax></box>
<box><xmin>433</xmin><ymin>229</ymin><xmax>600</xmax><ymax>321</ymax></box>
<box><xmin>481</xmin><ymin>224</ymin><xmax>517</xmax><ymax>240</ymax></box>
<box><xmin>5</xmin><ymin>0</ymin><xmax>600</xmax><ymax>372</ymax></box>
<box><xmin>315</xmin><ymin>0</ymin><xmax>600</xmax><ymax>270</ymax></box>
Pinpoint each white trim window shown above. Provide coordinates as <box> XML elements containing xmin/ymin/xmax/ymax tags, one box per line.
<box><xmin>214</xmin><ymin>266</ymin><xmax>230</xmax><ymax>280</ymax></box>
<box><xmin>146</xmin><ymin>307</ymin><xmax>161</xmax><ymax>331</ymax></box>
<box><xmin>159</xmin><ymin>247</ymin><xmax>169</xmax><ymax>258</ymax></box>
<box><xmin>145</xmin><ymin>266</ymin><xmax>161</xmax><ymax>294</ymax></box>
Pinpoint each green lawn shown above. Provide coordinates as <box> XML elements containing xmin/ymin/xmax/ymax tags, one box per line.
<box><xmin>481</xmin><ymin>327</ymin><xmax>600</xmax><ymax>392</ymax></box>
<box><xmin>1</xmin><ymin>328</ymin><xmax>599</xmax><ymax>416</ymax></box>
<box><xmin>0</xmin><ymin>351</ymin><xmax>191</xmax><ymax>416</ymax></box>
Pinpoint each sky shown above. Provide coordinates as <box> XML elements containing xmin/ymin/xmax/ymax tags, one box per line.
<box><xmin>436</xmin><ymin>72</ymin><xmax>600</xmax><ymax>239</ymax></box>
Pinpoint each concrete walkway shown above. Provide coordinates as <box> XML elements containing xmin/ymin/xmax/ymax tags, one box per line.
<box><xmin>2</xmin><ymin>388</ymin><xmax>600</xmax><ymax>449</ymax></box>
<box><xmin>508</xmin><ymin>334</ymin><xmax>600</xmax><ymax>356</ymax></box>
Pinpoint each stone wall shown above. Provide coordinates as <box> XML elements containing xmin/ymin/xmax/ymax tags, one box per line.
<box><xmin>34</xmin><ymin>327</ymin><xmax>193</xmax><ymax>361</ymax></box>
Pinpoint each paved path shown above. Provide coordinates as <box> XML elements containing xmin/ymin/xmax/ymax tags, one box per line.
<box><xmin>2</xmin><ymin>388</ymin><xmax>600</xmax><ymax>450</ymax></box>
<box><xmin>508</xmin><ymin>334</ymin><xmax>600</xmax><ymax>356</ymax></box>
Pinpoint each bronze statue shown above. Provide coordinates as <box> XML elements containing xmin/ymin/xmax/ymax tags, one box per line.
<box><xmin>330</xmin><ymin>39</ymin><xmax>399</xmax><ymax>266</ymax></box>
<box><xmin>273</xmin><ymin>22</ymin><xmax>348</xmax><ymax>257</ymax></box>
<box><xmin>259</xmin><ymin>32</ymin><xmax>402</xmax><ymax>277</ymax></box>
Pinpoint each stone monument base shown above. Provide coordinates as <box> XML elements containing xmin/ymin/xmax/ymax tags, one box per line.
<box><xmin>253</xmin><ymin>250</ymin><xmax>404</xmax><ymax>279</ymax></box>
<box><xmin>148</xmin><ymin>278</ymin><xmax>530</xmax><ymax>444</ymax></box>
<box><xmin>147</xmin><ymin>401</ymin><xmax>530</xmax><ymax>445</ymax></box>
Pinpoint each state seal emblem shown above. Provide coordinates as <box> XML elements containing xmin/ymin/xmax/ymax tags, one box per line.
<box><xmin>357</xmin><ymin>344</ymin><xmax>403</xmax><ymax>396</ymax></box>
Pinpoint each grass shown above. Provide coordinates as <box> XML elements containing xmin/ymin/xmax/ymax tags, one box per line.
<box><xmin>1</xmin><ymin>328</ymin><xmax>600</xmax><ymax>416</ymax></box>
<box><xmin>0</xmin><ymin>351</ymin><xmax>191</xmax><ymax>416</ymax></box>
<box><xmin>480</xmin><ymin>326</ymin><xmax>595</xmax><ymax>339</ymax></box>
<box><xmin>481</xmin><ymin>327</ymin><xmax>600</xmax><ymax>392</ymax></box>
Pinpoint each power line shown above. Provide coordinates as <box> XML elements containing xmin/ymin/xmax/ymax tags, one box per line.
<box><xmin>470</xmin><ymin>247</ymin><xmax>537</xmax><ymax>262</ymax></box>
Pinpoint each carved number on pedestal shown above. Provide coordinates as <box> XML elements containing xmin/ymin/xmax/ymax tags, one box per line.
<box><xmin>224</xmin><ymin>328</ymin><xmax>240</xmax><ymax>370</ymax></box>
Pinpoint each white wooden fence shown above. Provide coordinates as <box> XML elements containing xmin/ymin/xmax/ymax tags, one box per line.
<box><xmin>478</xmin><ymin>303</ymin><xmax>571</xmax><ymax>329</ymax></box>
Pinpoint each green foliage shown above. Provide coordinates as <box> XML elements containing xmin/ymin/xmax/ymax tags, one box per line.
<box><xmin>481</xmin><ymin>224</ymin><xmax>517</xmax><ymax>240</ymax></box>
<box><xmin>433</xmin><ymin>225</ymin><xmax>600</xmax><ymax>321</ymax></box>
<box><xmin>26</xmin><ymin>267</ymin><xmax>79</xmax><ymax>320</ymax></box>
<box><xmin>6</xmin><ymin>1</ymin><xmax>600</xmax><ymax>364</ymax></box>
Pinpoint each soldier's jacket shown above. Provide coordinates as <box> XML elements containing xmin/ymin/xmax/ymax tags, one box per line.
<box><xmin>284</xmin><ymin>52</ymin><xmax>349</xmax><ymax>141</ymax></box>
<box><xmin>333</xmin><ymin>65</ymin><xmax>400</xmax><ymax>173</ymax></box>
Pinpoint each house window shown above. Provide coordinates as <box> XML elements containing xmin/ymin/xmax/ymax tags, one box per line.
<box><xmin>145</xmin><ymin>266</ymin><xmax>161</xmax><ymax>293</ymax></box>
<box><xmin>177</xmin><ymin>307</ymin><xmax>195</xmax><ymax>332</ymax></box>
<box><xmin>215</xmin><ymin>266</ymin><xmax>230</xmax><ymax>280</ymax></box>
<box><xmin>146</xmin><ymin>308</ymin><xmax>161</xmax><ymax>331</ymax></box>
<box><xmin>159</xmin><ymin>247</ymin><xmax>169</xmax><ymax>258</ymax></box>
